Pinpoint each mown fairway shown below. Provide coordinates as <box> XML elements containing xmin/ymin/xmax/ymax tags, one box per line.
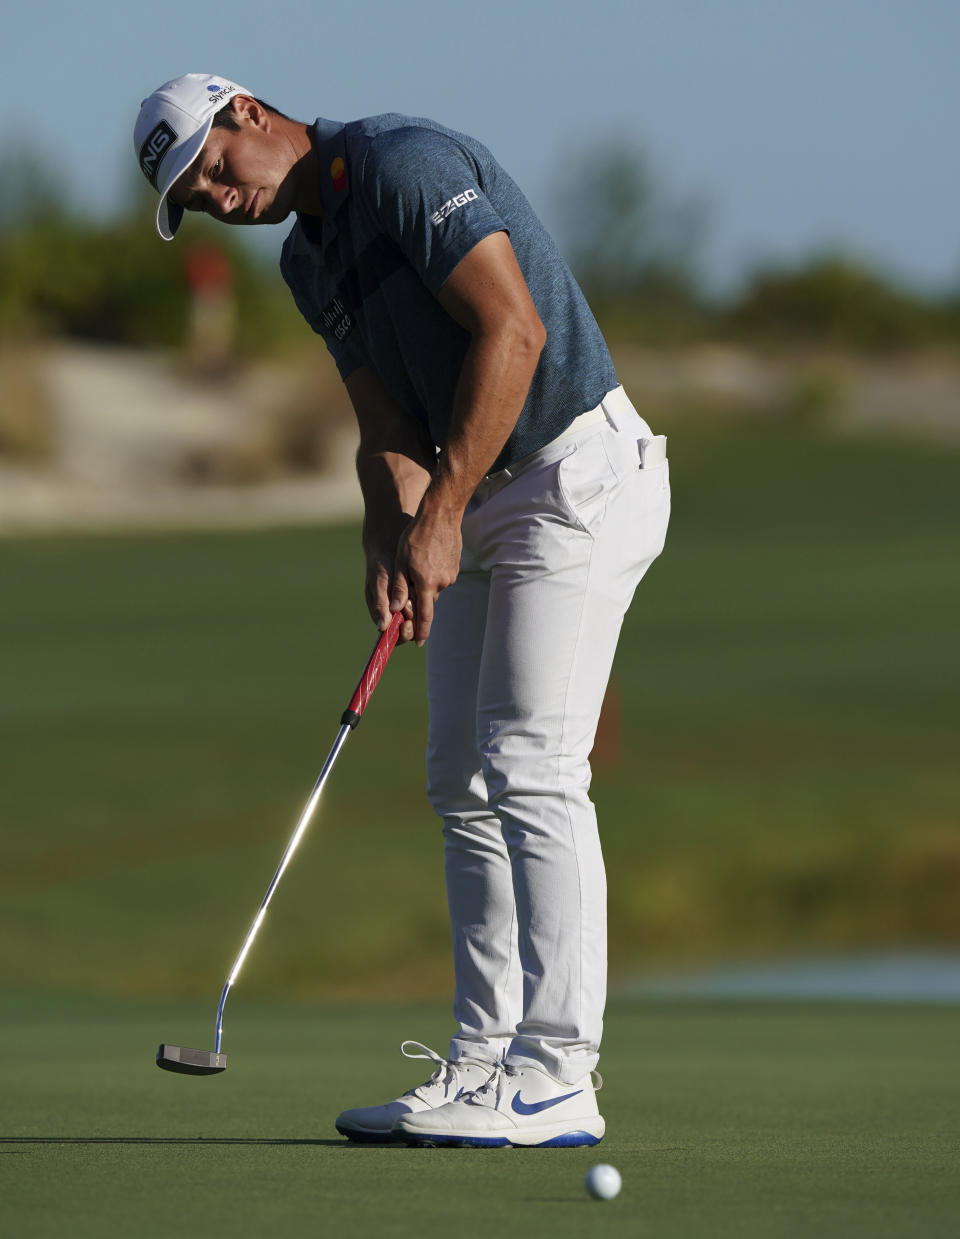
<box><xmin>1</xmin><ymin>416</ymin><xmax>957</xmax><ymax>999</ymax></box>
<box><xmin>1</xmin><ymin>416</ymin><xmax>958</xmax><ymax>1236</ymax></box>
<box><xmin>2</xmin><ymin>994</ymin><xmax>959</xmax><ymax>1239</ymax></box>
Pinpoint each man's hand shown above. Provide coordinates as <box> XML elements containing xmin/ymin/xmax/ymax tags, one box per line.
<box><xmin>389</xmin><ymin>506</ymin><xmax>463</xmax><ymax>645</ymax></box>
<box><xmin>365</xmin><ymin>544</ymin><xmax>416</xmax><ymax>643</ymax></box>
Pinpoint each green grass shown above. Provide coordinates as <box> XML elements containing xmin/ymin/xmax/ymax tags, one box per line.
<box><xmin>0</xmin><ymin>417</ymin><xmax>958</xmax><ymax>1001</ymax></box>
<box><xmin>1</xmin><ymin>418</ymin><xmax>957</xmax><ymax>1236</ymax></box>
<box><xmin>1</xmin><ymin>994</ymin><xmax>958</xmax><ymax>1239</ymax></box>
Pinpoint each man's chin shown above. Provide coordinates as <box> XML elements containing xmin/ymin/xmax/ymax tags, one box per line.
<box><xmin>261</xmin><ymin>205</ymin><xmax>293</xmax><ymax>226</ymax></box>
<box><xmin>252</xmin><ymin>193</ymin><xmax>293</xmax><ymax>226</ymax></box>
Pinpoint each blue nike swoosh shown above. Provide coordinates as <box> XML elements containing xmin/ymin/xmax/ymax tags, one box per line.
<box><xmin>511</xmin><ymin>1089</ymin><xmax>582</xmax><ymax>1116</ymax></box>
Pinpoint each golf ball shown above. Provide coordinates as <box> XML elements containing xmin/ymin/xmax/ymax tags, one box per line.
<box><xmin>585</xmin><ymin>1163</ymin><xmax>622</xmax><ymax>1200</ymax></box>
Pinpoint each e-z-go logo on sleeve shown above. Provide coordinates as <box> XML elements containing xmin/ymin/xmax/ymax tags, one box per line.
<box><xmin>431</xmin><ymin>188</ymin><xmax>479</xmax><ymax>225</ymax></box>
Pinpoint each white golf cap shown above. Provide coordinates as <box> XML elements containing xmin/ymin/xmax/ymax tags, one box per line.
<box><xmin>134</xmin><ymin>74</ymin><xmax>253</xmax><ymax>241</ymax></box>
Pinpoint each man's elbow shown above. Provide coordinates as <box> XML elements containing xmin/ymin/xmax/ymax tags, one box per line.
<box><xmin>528</xmin><ymin>314</ymin><xmax>548</xmax><ymax>358</ymax></box>
<box><xmin>505</xmin><ymin>310</ymin><xmax>547</xmax><ymax>367</ymax></box>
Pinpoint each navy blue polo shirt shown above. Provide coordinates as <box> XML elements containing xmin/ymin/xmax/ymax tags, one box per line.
<box><xmin>280</xmin><ymin>114</ymin><xmax>617</xmax><ymax>472</ymax></box>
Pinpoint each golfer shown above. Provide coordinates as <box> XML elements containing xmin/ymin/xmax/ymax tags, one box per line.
<box><xmin>135</xmin><ymin>74</ymin><xmax>670</xmax><ymax>1148</ymax></box>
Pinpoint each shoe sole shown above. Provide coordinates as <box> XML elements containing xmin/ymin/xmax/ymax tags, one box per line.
<box><xmin>397</xmin><ymin>1119</ymin><xmax>605</xmax><ymax>1149</ymax></box>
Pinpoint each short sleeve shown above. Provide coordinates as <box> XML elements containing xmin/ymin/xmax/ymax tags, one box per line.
<box><xmin>357</xmin><ymin>126</ymin><xmax>508</xmax><ymax>295</ymax></box>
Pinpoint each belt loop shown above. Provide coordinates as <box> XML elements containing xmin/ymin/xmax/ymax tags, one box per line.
<box><xmin>600</xmin><ymin>385</ymin><xmax>626</xmax><ymax>432</ymax></box>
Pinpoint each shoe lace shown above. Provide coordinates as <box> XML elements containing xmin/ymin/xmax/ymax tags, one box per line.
<box><xmin>463</xmin><ymin>1059</ymin><xmax>516</xmax><ymax>1108</ymax></box>
<box><xmin>400</xmin><ymin>1040</ymin><xmax>469</xmax><ymax>1101</ymax></box>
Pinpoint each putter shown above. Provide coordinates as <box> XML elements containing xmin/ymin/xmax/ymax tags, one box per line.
<box><xmin>157</xmin><ymin>611</ymin><xmax>404</xmax><ymax>1076</ymax></box>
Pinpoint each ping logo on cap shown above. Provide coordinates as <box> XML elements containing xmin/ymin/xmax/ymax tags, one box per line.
<box><xmin>139</xmin><ymin>120</ymin><xmax>177</xmax><ymax>188</ymax></box>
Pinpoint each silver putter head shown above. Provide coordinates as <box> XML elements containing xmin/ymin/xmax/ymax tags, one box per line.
<box><xmin>156</xmin><ymin>1044</ymin><xmax>227</xmax><ymax>1075</ymax></box>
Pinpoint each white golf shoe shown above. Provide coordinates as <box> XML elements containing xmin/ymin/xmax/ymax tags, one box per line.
<box><xmin>334</xmin><ymin>1041</ymin><xmax>495</xmax><ymax>1142</ymax></box>
<box><xmin>394</xmin><ymin>1060</ymin><xmax>605</xmax><ymax>1147</ymax></box>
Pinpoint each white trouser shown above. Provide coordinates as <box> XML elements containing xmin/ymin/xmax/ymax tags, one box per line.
<box><xmin>425</xmin><ymin>386</ymin><xmax>670</xmax><ymax>1084</ymax></box>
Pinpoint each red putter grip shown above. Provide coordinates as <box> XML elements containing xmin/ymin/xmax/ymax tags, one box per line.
<box><xmin>340</xmin><ymin>611</ymin><xmax>404</xmax><ymax>728</ymax></box>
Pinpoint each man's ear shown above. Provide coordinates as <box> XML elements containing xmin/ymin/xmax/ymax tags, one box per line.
<box><xmin>232</xmin><ymin>95</ymin><xmax>267</xmax><ymax>129</ymax></box>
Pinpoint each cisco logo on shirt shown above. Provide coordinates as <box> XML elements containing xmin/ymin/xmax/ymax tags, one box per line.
<box><xmin>431</xmin><ymin>188</ymin><xmax>479</xmax><ymax>226</ymax></box>
<box><xmin>320</xmin><ymin>296</ymin><xmax>353</xmax><ymax>342</ymax></box>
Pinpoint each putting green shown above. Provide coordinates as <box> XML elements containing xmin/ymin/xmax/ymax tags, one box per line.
<box><xmin>2</xmin><ymin>993</ymin><xmax>957</xmax><ymax>1238</ymax></box>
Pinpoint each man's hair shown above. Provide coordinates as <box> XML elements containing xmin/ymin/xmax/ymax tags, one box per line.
<box><xmin>212</xmin><ymin>98</ymin><xmax>291</xmax><ymax>130</ymax></box>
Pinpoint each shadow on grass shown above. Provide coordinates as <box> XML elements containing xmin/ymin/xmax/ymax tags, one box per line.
<box><xmin>0</xmin><ymin>1136</ymin><xmax>356</xmax><ymax>1146</ymax></box>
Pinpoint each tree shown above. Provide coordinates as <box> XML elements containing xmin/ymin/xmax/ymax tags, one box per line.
<box><xmin>730</xmin><ymin>254</ymin><xmax>943</xmax><ymax>351</ymax></box>
<box><xmin>551</xmin><ymin>139</ymin><xmax>709</xmax><ymax>322</ymax></box>
<box><xmin>0</xmin><ymin>155</ymin><xmax>302</xmax><ymax>354</ymax></box>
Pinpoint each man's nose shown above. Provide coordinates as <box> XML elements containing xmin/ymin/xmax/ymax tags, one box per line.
<box><xmin>209</xmin><ymin>183</ymin><xmax>239</xmax><ymax>216</ymax></box>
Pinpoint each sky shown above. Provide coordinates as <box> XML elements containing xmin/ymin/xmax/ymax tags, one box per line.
<box><xmin>4</xmin><ymin>0</ymin><xmax>959</xmax><ymax>293</ymax></box>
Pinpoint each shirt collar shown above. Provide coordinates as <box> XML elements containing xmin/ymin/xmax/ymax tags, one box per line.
<box><xmin>305</xmin><ymin>118</ymin><xmax>350</xmax><ymax>248</ymax></box>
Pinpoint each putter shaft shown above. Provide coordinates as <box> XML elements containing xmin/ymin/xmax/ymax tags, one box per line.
<box><xmin>212</xmin><ymin>612</ymin><xmax>403</xmax><ymax>1054</ymax></box>
<box><xmin>213</xmin><ymin>723</ymin><xmax>352</xmax><ymax>1052</ymax></box>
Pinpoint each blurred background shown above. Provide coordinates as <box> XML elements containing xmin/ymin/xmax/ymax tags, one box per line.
<box><xmin>1</xmin><ymin>0</ymin><xmax>958</xmax><ymax>1007</ymax></box>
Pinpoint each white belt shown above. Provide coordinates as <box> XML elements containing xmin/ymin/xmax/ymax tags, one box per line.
<box><xmin>484</xmin><ymin>402</ymin><xmax>609</xmax><ymax>481</ymax></box>
<box><xmin>544</xmin><ymin>403</ymin><xmax>609</xmax><ymax>450</ymax></box>
<box><xmin>484</xmin><ymin>387</ymin><xmax>665</xmax><ymax>483</ymax></box>
<box><xmin>547</xmin><ymin>388</ymin><xmax>667</xmax><ymax>467</ymax></box>
<box><xmin>545</xmin><ymin>384</ymin><xmax>641</xmax><ymax>449</ymax></box>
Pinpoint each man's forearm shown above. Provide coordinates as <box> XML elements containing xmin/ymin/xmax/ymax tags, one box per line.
<box><xmin>346</xmin><ymin>365</ymin><xmax>435</xmax><ymax>550</ymax></box>
<box><xmin>386</xmin><ymin>231</ymin><xmax>547</xmax><ymax>644</ymax></box>
<box><xmin>356</xmin><ymin>437</ymin><xmax>433</xmax><ymax>636</ymax></box>
<box><xmin>425</xmin><ymin>231</ymin><xmax>547</xmax><ymax>527</ymax></box>
<box><xmin>357</xmin><ymin>445</ymin><xmax>433</xmax><ymax>553</ymax></box>
<box><xmin>419</xmin><ymin>320</ymin><xmax>544</xmax><ymax>524</ymax></box>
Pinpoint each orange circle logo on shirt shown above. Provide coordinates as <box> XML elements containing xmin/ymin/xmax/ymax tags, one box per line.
<box><xmin>330</xmin><ymin>157</ymin><xmax>346</xmax><ymax>192</ymax></box>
